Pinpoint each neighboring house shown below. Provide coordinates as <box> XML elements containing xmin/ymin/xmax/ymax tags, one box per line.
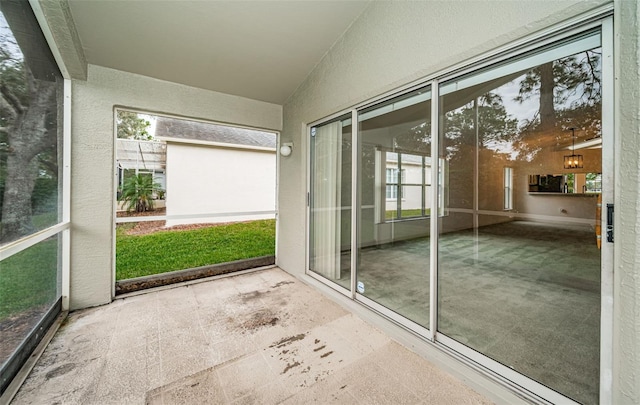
<box><xmin>154</xmin><ymin>117</ymin><xmax>276</xmax><ymax>226</ymax></box>
<box><xmin>115</xmin><ymin>138</ymin><xmax>167</xmax><ymax>210</ymax></box>
<box><xmin>382</xmin><ymin>152</ymin><xmax>432</xmax><ymax>219</ymax></box>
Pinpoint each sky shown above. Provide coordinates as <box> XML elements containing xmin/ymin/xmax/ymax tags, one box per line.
<box><xmin>0</xmin><ymin>12</ymin><xmax>23</xmax><ymax>62</ymax></box>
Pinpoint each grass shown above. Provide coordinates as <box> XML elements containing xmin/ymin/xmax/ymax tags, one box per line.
<box><xmin>116</xmin><ymin>219</ymin><xmax>275</xmax><ymax>280</ymax></box>
<box><xmin>0</xmin><ymin>211</ymin><xmax>59</xmax><ymax>238</ymax></box>
<box><xmin>0</xmin><ymin>238</ymin><xmax>58</xmax><ymax>320</ymax></box>
<box><xmin>385</xmin><ymin>208</ymin><xmax>430</xmax><ymax>220</ymax></box>
<box><xmin>32</xmin><ymin>211</ymin><xmax>59</xmax><ymax>230</ymax></box>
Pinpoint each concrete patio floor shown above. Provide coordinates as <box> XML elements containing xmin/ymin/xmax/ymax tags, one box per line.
<box><xmin>10</xmin><ymin>267</ymin><xmax>493</xmax><ymax>405</ymax></box>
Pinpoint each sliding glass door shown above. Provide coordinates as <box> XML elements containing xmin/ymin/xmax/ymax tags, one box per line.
<box><xmin>307</xmin><ymin>20</ymin><xmax>612</xmax><ymax>405</ymax></box>
<box><xmin>308</xmin><ymin>114</ymin><xmax>352</xmax><ymax>290</ymax></box>
<box><xmin>356</xmin><ymin>88</ymin><xmax>432</xmax><ymax>329</ymax></box>
<box><xmin>437</xmin><ymin>31</ymin><xmax>603</xmax><ymax>405</ymax></box>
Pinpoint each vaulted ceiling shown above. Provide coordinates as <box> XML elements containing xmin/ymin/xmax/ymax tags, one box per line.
<box><xmin>67</xmin><ymin>1</ymin><xmax>370</xmax><ymax>105</ymax></box>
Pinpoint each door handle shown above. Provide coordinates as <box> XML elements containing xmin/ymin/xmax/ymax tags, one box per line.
<box><xmin>606</xmin><ymin>203</ymin><xmax>614</xmax><ymax>243</ymax></box>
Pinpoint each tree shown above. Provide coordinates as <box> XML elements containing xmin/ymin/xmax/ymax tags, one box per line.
<box><xmin>0</xmin><ymin>14</ymin><xmax>60</xmax><ymax>243</ymax></box>
<box><xmin>514</xmin><ymin>49</ymin><xmax>602</xmax><ymax>161</ymax></box>
<box><xmin>442</xmin><ymin>93</ymin><xmax>519</xmax><ymax>160</ymax></box>
<box><xmin>117</xmin><ymin>111</ymin><xmax>152</xmax><ymax>140</ymax></box>
<box><xmin>119</xmin><ymin>173</ymin><xmax>161</xmax><ymax>213</ymax></box>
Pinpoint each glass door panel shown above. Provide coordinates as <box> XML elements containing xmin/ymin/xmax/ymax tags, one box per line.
<box><xmin>309</xmin><ymin>115</ymin><xmax>352</xmax><ymax>290</ymax></box>
<box><xmin>357</xmin><ymin>88</ymin><xmax>432</xmax><ymax>328</ymax></box>
<box><xmin>438</xmin><ymin>35</ymin><xmax>602</xmax><ymax>405</ymax></box>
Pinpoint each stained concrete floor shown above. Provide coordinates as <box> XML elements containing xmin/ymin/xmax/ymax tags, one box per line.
<box><xmin>10</xmin><ymin>268</ymin><xmax>492</xmax><ymax>405</ymax></box>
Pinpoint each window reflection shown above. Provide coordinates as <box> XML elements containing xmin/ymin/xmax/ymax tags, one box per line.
<box><xmin>438</xmin><ymin>40</ymin><xmax>602</xmax><ymax>405</ymax></box>
<box><xmin>357</xmin><ymin>88</ymin><xmax>432</xmax><ymax>328</ymax></box>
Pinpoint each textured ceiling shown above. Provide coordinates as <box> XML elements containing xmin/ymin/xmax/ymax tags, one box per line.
<box><xmin>67</xmin><ymin>1</ymin><xmax>370</xmax><ymax>105</ymax></box>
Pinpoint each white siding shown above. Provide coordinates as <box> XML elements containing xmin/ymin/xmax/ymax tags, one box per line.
<box><xmin>165</xmin><ymin>143</ymin><xmax>275</xmax><ymax>226</ymax></box>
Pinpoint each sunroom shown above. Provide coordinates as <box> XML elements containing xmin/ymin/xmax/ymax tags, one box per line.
<box><xmin>1</xmin><ymin>1</ymin><xmax>639</xmax><ymax>404</ymax></box>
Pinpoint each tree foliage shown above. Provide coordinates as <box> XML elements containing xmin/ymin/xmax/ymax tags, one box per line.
<box><xmin>119</xmin><ymin>173</ymin><xmax>161</xmax><ymax>213</ymax></box>
<box><xmin>514</xmin><ymin>50</ymin><xmax>602</xmax><ymax>161</ymax></box>
<box><xmin>0</xmin><ymin>15</ymin><xmax>60</xmax><ymax>243</ymax></box>
<box><xmin>117</xmin><ymin>111</ymin><xmax>152</xmax><ymax>140</ymax></box>
<box><xmin>442</xmin><ymin>93</ymin><xmax>519</xmax><ymax>160</ymax></box>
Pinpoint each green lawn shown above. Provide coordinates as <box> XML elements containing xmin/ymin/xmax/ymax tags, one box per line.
<box><xmin>0</xmin><ymin>238</ymin><xmax>58</xmax><ymax>320</ymax></box>
<box><xmin>116</xmin><ymin>219</ymin><xmax>276</xmax><ymax>280</ymax></box>
<box><xmin>0</xmin><ymin>211</ymin><xmax>59</xmax><ymax>238</ymax></box>
<box><xmin>385</xmin><ymin>208</ymin><xmax>430</xmax><ymax>220</ymax></box>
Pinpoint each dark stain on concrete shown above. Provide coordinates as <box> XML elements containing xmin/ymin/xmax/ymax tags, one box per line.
<box><xmin>45</xmin><ymin>363</ymin><xmax>76</xmax><ymax>380</ymax></box>
<box><xmin>282</xmin><ymin>361</ymin><xmax>301</xmax><ymax>374</ymax></box>
<box><xmin>320</xmin><ymin>351</ymin><xmax>333</xmax><ymax>358</ymax></box>
<box><xmin>271</xmin><ymin>333</ymin><xmax>306</xmax><ymax>348</ymax></box>
<box><xmin>239</xmin><ymin>290</ymin><xmax>268</xmax><ymax>303</ymax></box>
<box><xmin>271</xmin><ymin>281</ymin><xmax>294</xmax><ymax>288</ymax></box>
<box><xmin>313</xmin><ymin>345</ymin><xmax>326</xmax><ymax>352</ymax></box>
<box><xmin>314</xmin><ymin>339</ymin><xmax>320</xmax><ymax>344</ymax></box>
<box><xmin>240</xmin><ymin>309</ymin><xmax>278</xmax><ymax>330</ymax></box>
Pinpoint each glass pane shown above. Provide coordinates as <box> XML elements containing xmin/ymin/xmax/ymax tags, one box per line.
<box><xmin>0</xmin><ymin>234</ymin><xmax>60</xmax><ymax>368</ymax></box>
<box><xmin>357</xmin><ymin>87</ymin><xmax>431</xmax><ymax>328</ymax></box>
<box><xmin>309</xmin><ymin>115</ymin><xmax>352</xmax><ymax>290</ymax></box>
<box><xmin>0</xmin><ymin>6</ymin><xmax>64</xmax><ymax>245</ymax></box>
<box><xmin>400</xmin><ymin>186</ymin><xmax>423</xmax><ymax>218</ymax></box>
<box><xmin>438</xmin><ymin>42</ymin><xmax>602</xmax><ymax>404</ymax></box>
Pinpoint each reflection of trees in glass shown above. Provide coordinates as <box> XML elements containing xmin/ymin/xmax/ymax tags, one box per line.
<box><xmin>393</xmin><ymin>120</ymin><xmax>431</xmax><ymax>154</ymax></box>
<box><xmin>0</xmin><ymin>7</ymin><xmax>60</xmax><ymax>243</ymax></box>
<box><xmin>515</xmin><ymin>49</ymin><xmax>601</xmax><ymax>161</ymax></box>
<box><xmin>440</xmin><ymin>48</ymin><xmax>601</xmax><ymax>167</ymax></box>
<box><xmin>117</xmin><ymin>111</ymin><xmax>152</xmax><ymax>140</ymax></box>
<box><xmin>442</xmin><ymin>93</ymin><xmax>518</xmax><ymax>161</ymax></box>
<box><xmin>439</xmin><ymin>47</ymin><xmax>602</xmax><ymax>211</ymax></box>
<box><xmin>442</xmin><ymin>94</ymin><xmax>517</xmax><ymax>208</ymax></box>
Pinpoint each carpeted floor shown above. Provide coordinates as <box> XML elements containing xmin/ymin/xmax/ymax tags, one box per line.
<box><xmin>332</xmin><ymin>220</ymin><xmax>600</xmax><ymax>405</ymax></box>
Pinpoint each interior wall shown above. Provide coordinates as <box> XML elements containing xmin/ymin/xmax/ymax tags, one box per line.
<box><xmin>70</xmin><ymin>64</ymin><xmax>282</xmax><ymax>310</ymax></box>
<box><xmin>278</xmin><ymin>0</ymin><xmax>610</xmax><ymax>276</ymax></box>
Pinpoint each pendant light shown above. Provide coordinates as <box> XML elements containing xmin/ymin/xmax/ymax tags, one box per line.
<box><xmin>564</xmin><ymin>127</ymin><xmax>584</xmax><ymax>169</ymax></box>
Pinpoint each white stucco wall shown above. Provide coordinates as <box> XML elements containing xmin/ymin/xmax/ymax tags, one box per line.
<box><xmin>613</xmin><ymin>1</ymin><xmax>640</xmax><ymax>403</ymax></box>
<box><xmin>164</xmin><ymin>142</ymin><xmax>276</xmax><ymax>226</ymax></box>
<box><xmin>71</xmin><ymin>64</ymin><xmax>281</xmax><ymax>310</ymax></box>
<box><xmin>278</xmin><ymin>0</ymin><xmax>640</xmax><ymax>402</ymax></box>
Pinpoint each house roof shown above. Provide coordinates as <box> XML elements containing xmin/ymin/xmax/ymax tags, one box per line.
<box><xmin>154</xmin><ymin>116</ymin><xmax>276</xmax><ymax>149</ymax></box>
<box><xmin>116</xmin><ymin>139</ymin><xmax>166</xmax><ymax>171</ymax></box>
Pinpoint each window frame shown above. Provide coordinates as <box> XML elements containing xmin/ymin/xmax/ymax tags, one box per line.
<box><xmin>382</xmin><ymin>150</ymin><xmax>439</xmax><ymax>222</ymax></box>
